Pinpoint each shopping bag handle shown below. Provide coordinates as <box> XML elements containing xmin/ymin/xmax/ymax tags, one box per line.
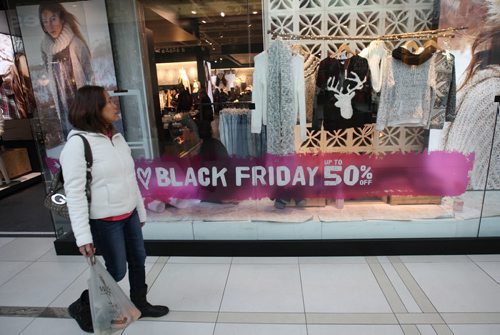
<box><xmin>88</xmin><ymin>255</ymin><xmax>97</xmax><ymax>266</ymax></box>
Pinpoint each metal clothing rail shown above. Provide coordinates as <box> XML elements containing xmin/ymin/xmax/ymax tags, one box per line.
<box><xmin>199</xmin><ymin>102</ymin><xmax>256</xmax><ymax>109</ymax></box>
<box><xmin>268</xmin><ymin>26</ymin><xmax>468</xmax><ymax>41</ymax></box>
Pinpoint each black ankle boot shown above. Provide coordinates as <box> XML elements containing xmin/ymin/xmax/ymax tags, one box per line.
<box><xmin>68</xmin><ymin>289</ymin><xmax>93</xmax><ymax>333</ymax></box>
<box><xmin>130</xmin><ymin>285</ymin><xmax>169</xmax><ymax>318</ymax></box>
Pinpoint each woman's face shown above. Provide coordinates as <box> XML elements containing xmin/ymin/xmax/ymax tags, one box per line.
<box><xmin>101</xmin><ymin>91</ymin><xmax>119</xmax><ymax>125</ymax></box>
<box><xmin>41</xmin><ymin>10</ymin><xmax>64</xmax><ymax>39</ymax></box>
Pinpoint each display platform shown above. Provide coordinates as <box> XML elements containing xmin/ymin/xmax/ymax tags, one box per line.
<box><xmin>54</xmin><ymin>190</ymin><xmax>500</xmax><ymax>256</ymax></box>
<box><xmin>0</xmin><ymin>172</ymin><xmax>42</xmax><ymax>199</ymax></box>
<box><xmin>140</xmin><ymin>191</ymin><xmax>500</xmax><ymax>240</ymax></box>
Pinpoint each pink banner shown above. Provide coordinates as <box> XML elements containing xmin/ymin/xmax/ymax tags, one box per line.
<box><xmin>132</xmin><ymin>151</ymin><xmax>473</xmax><ymax>202</ymax></box>
<box><xmin>46</xmin><ymin>151</ymin><xmax>473</xmax><ymax>202</ymax></box>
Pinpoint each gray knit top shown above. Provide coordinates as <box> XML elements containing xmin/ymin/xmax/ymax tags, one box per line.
<box><xmin>376</xmin><ymin>54</ymin><xmax>437</xmax><ymax>130</ymax></box>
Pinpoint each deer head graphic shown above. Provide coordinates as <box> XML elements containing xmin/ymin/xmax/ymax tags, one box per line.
<box><xmin>326</xmin><ymin>72</ymin><xmax>367</xmax><ymax>119</ymax></box>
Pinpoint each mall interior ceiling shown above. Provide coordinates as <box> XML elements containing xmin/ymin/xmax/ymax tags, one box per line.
<box><xmin>140</xmin><ymin>0</ymin><xmax>263</xmax><ymax>68</ymax></box>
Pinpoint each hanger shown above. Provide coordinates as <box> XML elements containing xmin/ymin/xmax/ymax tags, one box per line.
<box><xmin>402</xmin><ymin>39</ymin><xmax>420</xmax><ymax>53</ymax></box>
<box><xmin>332</xmin><ymin>42</ymin><xmax>355</xmax><ymax>59</ymax></box>
<box><xmin>291</xmin><ymin>44</ymin><xmax>303</xmax><ymax>55</ymax></box>
<box><xmin>423</xmin><ymin>39</ymin><xmax>443</xmax><ymax>52</ymax></box>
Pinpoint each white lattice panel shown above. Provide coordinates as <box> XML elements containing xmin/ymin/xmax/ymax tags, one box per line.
<box><xmin>295</xmin><ymin>124</ymin><xmax>426</xmax><ymax>154</ymax></box>
<box><xmin>265</xmin><ymin>0</ymin><xmax>438</xmax><ymax>154</ymax></box>
<box><xmin>264</xmin><ymin>0</ymin><xmax>438</xmax><ymax>56</ymax></box>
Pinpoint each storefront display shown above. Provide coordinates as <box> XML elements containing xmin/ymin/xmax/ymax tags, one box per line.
<box><xmin>0</xmin><ymin>14</ymin><xmax>43</xmax><ymax>197</ymax></box>
<box><xmin>1</xmin><ymin>0</ymin><xmax>498</xmax><ymax>254</ymax></box>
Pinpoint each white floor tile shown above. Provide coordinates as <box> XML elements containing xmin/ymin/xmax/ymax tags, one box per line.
<box><xmin>220</xmin><ymin>264</ymin><xmax>303</xmax><ymax>313</ymax></box>
<box><xmin>19</xmin><ymin>317</ymin><xmax>91</xmax><ymax>335</ymax></box>
<box><xmin>405</xmin><ymin>262</ymin><xmax>500</xmax><ymax>312</ymax></box>
<box><xmin>0</xmin><ymin>262</ymin><xmax>86</xmax><ymax>307</ymax></box>
<box><xmin>380</xmin><ymin>262</ymin><xmax>421</xmax><ymax>313</ymax></box>
<box><xmin>469</xmin><ymin>254</ymin><xmax>500</xmax><ymax>262</ymax></box>
<box><xmin>399</xmin><ymin>255</ymin><xmax>472</xmax><ymax>263</ymax></box>
<box><xmin>5</xmin><ymin>247</ymin><xmax>500</xmax><ymax>335</ymax></box>
<box><xmin>40</xmin><ymin>248</ymin><xmax>143</xmax><ymax>264</ymax></box>
<box><xmin>168</xmin><ymin>257</ymin><xmax>232</xmax><ymax>264</ymax></box>
<box><xmin>377</xmin><ymin>256</ymin><xmax>392</xmax><ymax>263</ymax></box>
<box><xmin>416</xmin><ymin>325</ymin><xmax>437</xmax><ymax>335</ymax></box>
<box><xmin>50</xmin><ymin>263</ymin><xmax>154</xmax><ymax>307</ymax></box>
<box><xmin>307</xmin><ymin>325</ymin><xmax>404</xmax><ymax>335</ymax></box>
<box><xmin>214</xmin><ymin>323</ymin><xmax>307</xmax><ymax>335</ymax></box>
<box><xmin>232</xmin><ymin>257</ymin><xmax>298</xmax><ymax>264</ymax></box>
<box><xmin>0</xmin><ymin>261</ymin><xmax>31</xmax><ymax>286</ymax></box>
<box><xmin>123</xmin><ymin>320</ymin><xmax>214</xmax><ymax>334</ymax></box>
<box><xmin>0</xmin><ymin>237</ymin><xmax>15</xmax><ymax>249</ymax></box>
<box><xmin>145</xmin><ymin>256</ymin><xmax>160</xmax><ymax>264</ymax></box>
<box><xmin>38</xmin><ymin>248</ymin><xmax>84</xmax><ymax>263</ymax></box>
<box><xmin>449</xmin><ymin>324</ymin><xmax>500</xmax><ymax>335</ymax></box>
<box><xmin>148</xmin><ymin>263</ymin><xmax>230</xmax><ymax>311</ymax></box>
<box><xmin>217</xmin><ymin>312</ymin><xmax>304</xmax><ymax>324</ymax></box>
<box><xmin>0</xmin><ymin>238</ymin><xmax>54</xmax><ymax>262</ymax></box>
<box><xmin>0</xmin><ymin>316</ymin><xmax>34</xmax><ymax>334</ymax></box>
<box><xmin>476</xmin><ymin>262</ymin><xmax>500</xmax><ymax>283</ymax></box>
<box><xmin>299</xmin><ymin>256</ymin><xmax>367</xmax><ymax>264</ymax></box>
<box><xmin>301</xmin><ymin>264</ymin><xmax>393</xmax><ymax>313</ymax></box>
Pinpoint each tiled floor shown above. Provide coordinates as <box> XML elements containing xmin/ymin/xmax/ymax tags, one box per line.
<box><xmin>1</xmin><ymin>238</ymin><xmax>500</xmax><ymax>334</ymax></box>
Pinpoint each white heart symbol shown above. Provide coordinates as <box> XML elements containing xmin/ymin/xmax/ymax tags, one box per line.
<box><xmin>136</xmin><ymin>167</ymin><xmax>152</xmax><ymax>190</ymax></box>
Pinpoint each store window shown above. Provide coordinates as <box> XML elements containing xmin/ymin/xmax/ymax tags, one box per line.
<box><xmin>1</xmin><ymin>0</ymin><xmax>498</xmax><ymax>249</ymax></box>
<box><xmin>0</xmin><ymin>6</ymin><xmax>44</xmax><ymax>212</ymax></box>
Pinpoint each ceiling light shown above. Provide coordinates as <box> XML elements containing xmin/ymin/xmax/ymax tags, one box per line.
<box><xmin>201</xmin><ymin>20</ymin><xmax>206</xmax><ymax>24</ymax></box>
<box><xmin>220</xmin><ymin>12</ymin><xmax>225</xmax><ymax>17</ymax></box>
<box><xmin>191</xmin><ymin>10</ymin><xmax>197</xmax><ymax>14</ymax></box>
<box><xmin>252</xmin><ymin>11</ymin><xmax>258</xmax><ymax>14</ymax></box>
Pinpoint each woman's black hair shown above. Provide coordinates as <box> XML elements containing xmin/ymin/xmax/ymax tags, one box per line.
<box><xmin>69</xmin><ymin>85</ymin><xmax>114</xmax><ymax>134</ymax></box>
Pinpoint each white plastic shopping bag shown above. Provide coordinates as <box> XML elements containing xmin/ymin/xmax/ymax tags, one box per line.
<box><xmin>87</xmin><ymin>256</ymin><xmax>141</xmax><ymax>335</ymax></box>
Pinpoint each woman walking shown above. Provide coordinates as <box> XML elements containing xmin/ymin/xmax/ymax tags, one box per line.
<box><xmin>60</xmin><ymin>86</ymin><xmax>168</xmax><ymax>333</ymax></box>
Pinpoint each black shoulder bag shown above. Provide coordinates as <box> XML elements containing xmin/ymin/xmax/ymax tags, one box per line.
<box><xmin>44</xmin><ymin>134</ymin><xmax>93</xmax><ymax>219</ymax></box>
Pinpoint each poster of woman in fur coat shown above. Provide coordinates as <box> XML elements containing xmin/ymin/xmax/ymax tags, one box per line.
<box><xmin>17</xmin><ymin>0</ymin><xmax>120</xmax><ymax>150</ymax></box>
<box><xmin>39</xmin><ymin>3</ymin><xmax>94</xmax><ymax>139</ymax></box>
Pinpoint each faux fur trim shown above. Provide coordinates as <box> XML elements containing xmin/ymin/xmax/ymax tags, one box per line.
<box><xmin>487</xmin><ymin>0</ymin><xmax>500</xmax><ymax>23</ymax></box>
<box><xmin>41</xmin><ymin>24</ymin><xmax>74</xmax><ymax>56</ymax></box>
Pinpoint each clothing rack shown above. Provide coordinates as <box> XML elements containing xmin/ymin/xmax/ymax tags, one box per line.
<box><xmin>268</xmin><ymin>26</ymin><xmax>468</xmax><ymax>41</ymax></box>
<box><xmin>200</xmin><ymin>102</ymin><xmax>255</xmax><ymax>110</ymax></box>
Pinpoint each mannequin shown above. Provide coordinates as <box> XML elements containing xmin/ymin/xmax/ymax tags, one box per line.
<box><xmin>0</xmin><ymin>111</ymin><xmax>11</xmax><ymax>185</ymax></box>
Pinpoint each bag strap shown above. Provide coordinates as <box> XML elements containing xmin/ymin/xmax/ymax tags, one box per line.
<box><xmin>72</xmin><ymin>134</ymin><xmax>93</xmax><ymax>202</ymax></box>
<box><xmin>73</xmin><ymin>134</ymin><xmax>93</xmax><ymax>169</ymax></box>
